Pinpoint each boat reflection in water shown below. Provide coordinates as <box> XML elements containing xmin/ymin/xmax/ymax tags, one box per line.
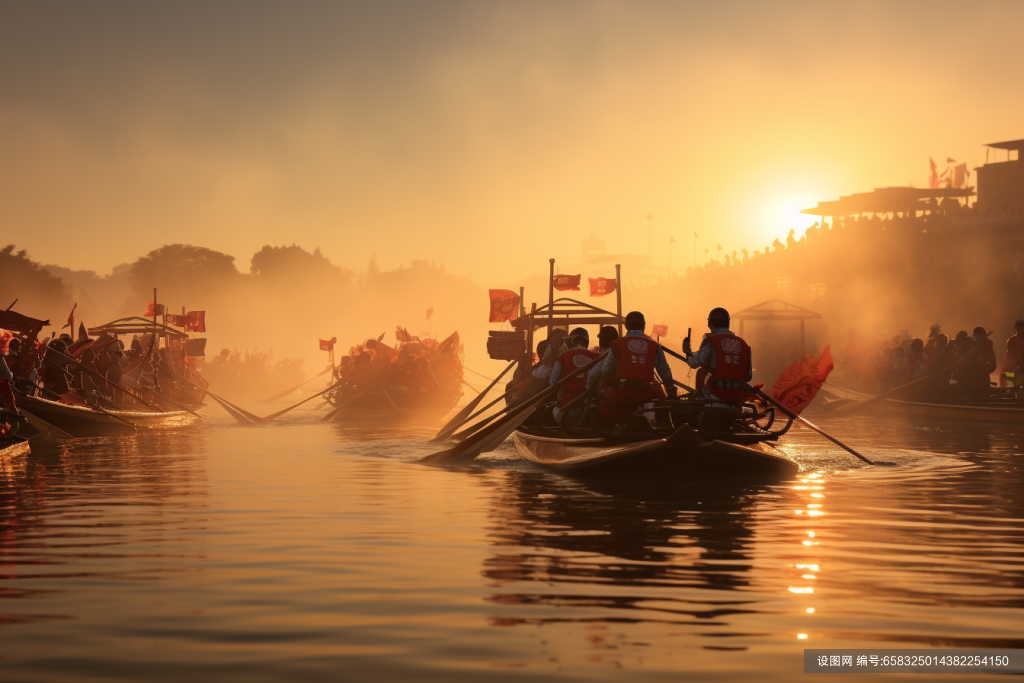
<box><xmin>481</xmin><ymin>471</ymin><xmax>765</xmax><ymax>640</ymax></box>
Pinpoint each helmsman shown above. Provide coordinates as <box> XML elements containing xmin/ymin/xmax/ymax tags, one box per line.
<box><xmin>683</xmin><ymin>307</ymin><xmax>752</xmax><ymax>406</ymax></box>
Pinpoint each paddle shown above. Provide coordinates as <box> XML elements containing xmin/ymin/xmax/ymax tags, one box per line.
<box><xmin>11</xmin><ymin>389</ymin><xmax>75</xmax><ymax>440</ymax></box>
<box><xmin>263</xmin><ymin>373</ymin><xmax>352</xmax><ymax>420</ymax></box>
<box><xmin>46</xmin><ymin>349</ymin><xmax>166</xmax><ymax>413</ymax></box>
<box><xmin>653</xmin><ymin>339</ymin><xmax>881</xmax><ymax>465</ymax></box>
<box><xmin>431</xmin><ymin>359</ymin><xmax>518</xmax><ymax>442</ymax></box>
<box><xmin>418</xmin><ymin>352</ymin><xmax>608</xmax><ymax>466</ymax></box>
<box><xmin>750</xmin><ymin>387</ymin><xmax>879</xmax><ymax>465</ymax></box>
<box><xmin>258</xmin><ymin>367</ymin><xmax>332</xmax><ymax>403</ymax></box>
<box><xmin>133</xmin><ymin>384</ymin><xmax>205</xmax><ymax>419</ymax></box>
<box><xmin>157</xmin><ymin>361</ymin><xmax>266</xmax><ymax>425</ymax></box>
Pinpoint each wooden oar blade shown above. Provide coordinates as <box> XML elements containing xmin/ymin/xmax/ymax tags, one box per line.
<box><xmin>20</xmin><ymin>409</ymin><xmax>75</xmax><ymax>441</ymax></box>
<box><xmin>430</xmin><ymin>359</ymin><xmax>517</xmax><ymax>442</ymax></box>
<box><xmin>210</xmin><ymin>394</ymin><xmax>258</xmax><ymax>425</ymax></box>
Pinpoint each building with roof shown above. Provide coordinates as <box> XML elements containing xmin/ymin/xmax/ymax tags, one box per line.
<box><xmin>975</xmin><ymin>139</ymin><xmax>1023</xmax><ymax>215</ymax></box>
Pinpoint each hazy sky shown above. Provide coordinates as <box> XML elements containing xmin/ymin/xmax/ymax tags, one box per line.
<box><xmin>2</xmin><ymin>1</ymin><xmax>1022</xmax><ymax>281</ymax></box>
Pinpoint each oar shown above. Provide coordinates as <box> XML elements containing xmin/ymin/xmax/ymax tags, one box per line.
<box><xmin>263</xmin><ymin>374</ymin><xmax>353</xmax><ymax>420</ymax></box>
<box><xmin>431</xmin><ymin>359</ymin><xmax>517</xmax><ymax>442</ymax></box>
<box><xmin>209</xmin><ymin>393</ymin><xmax>259</xmax><ymax>426</ymax></box>
<box><xmin>133</xmin><ymin>384</ymin><xmax>205</xmax><ymax>419</ymax></box>
<box><xmin>751</xmin><ymin>387</ymin><xmax>879</xmax><ymax>465</ymax></box>
<box><xmin>11</xmin><ymin>389</ymin><xmax>75</xmax><ymax>440</ymax></box>
<box><xmin>258</xmin><ymin>367</ymin><xmax>332</xmax><ymax>403</ymax></box>
<box><xmin>654</xmin><ymin>341</ymin><xmax>880</xmax><ymax>465</ymax></box>
<box><xmin>419</xmin><ymin>352</ymin><xmax>608</xmax><ymax>466</ymax></box>
<box><xmin>46</xmin><ymin>349</ymin><xmax>165</xmax><ymax>413</ymax></box>
<box><xmin>157</xmin><ymin>361</ymin><xmax>266</xmax><ymax>425</ymax></box>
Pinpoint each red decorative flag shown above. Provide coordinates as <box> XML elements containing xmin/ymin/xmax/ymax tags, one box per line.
<box><xmin>552</xmin><ymin>274</ymin><xmax>581</xmax><ymax>291</ymax></box>
<box><xmin>772</xmin><ymin>345</ymin><xmax>834</xmax><ymax>415</ymax></box>
<box><xmin>62</xmin><ymin>303</ymin><xmax>77</xmax><ymax>330</ymax></box>
<box><xmin>166</xmin><ymin>314</ymin><xmax>188</xmax><ymax>327</ymax></box>
<box><xmin>652</xmin><ymin>324</ymin><xmax>668</xmax><ymax>337</ymax></box>
<box><xmin>425</xmin><ymin>307</ymin><xmax>434</xmax><ymax>320</ymax></box>
<box><xmin>588</xmin><ymin>276</ymin><xmax>617</xmax><ymax>297</ymax></box>
<box><xmin>145</xmin><ymin>302</ymin><xmax>166</xmax><ymax>317</ymax></box>
<box><xmin>185</xmin><ymin>311</ymin><xmax>206</xmax><ymax>332</ymax></box>
<box><xmin>319</xmin><ymin>337</ymin><xmax>337</xmax><ymax>351</ymax></box>
<box><xmin>488</xmin><ymin>289</ymin><xmax>521</xmax><ymax>323</ymax></box>
<box><xmin>928</xmin><ymin>157</ymin><xmax>938</xmax><ymax>189</ymax></box>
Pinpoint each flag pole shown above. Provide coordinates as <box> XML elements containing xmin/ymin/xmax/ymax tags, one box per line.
<box><xmin>615</xmin><ymin>263</ymin><xmax>623</xmax><ymax>337</ymax></box>
<box><xmin>547</xmin><ymin>258</ymin><xmax>554</xmax><ymax>340</ymax></box>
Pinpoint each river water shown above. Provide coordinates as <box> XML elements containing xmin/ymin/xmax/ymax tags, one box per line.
<box><xmin>0</xmin><ymin>411</ymin><xmax>1021</xmax><ymax>682</ymax></box>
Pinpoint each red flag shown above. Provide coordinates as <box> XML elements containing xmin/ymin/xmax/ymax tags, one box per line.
<box><xmin>319</xmin><ymin>337</ymin><xmax>337</xmax><ymax>352</ymax></box>
<box><xmin>588</xmin><ymin>276</ymin><xmax>617</xmax><ymax>297</ymax></box>
<box><xmin>395</xmin><ymin>326</ymin><xmax>417</xmax><ymax>343</ymax></box>
<box><xmin>552</xmin><ymin>274</ymin><xmax>581</xmax><ymax>291</ymax></box>
<box><xmin>166</xmin><ymin>314</ymin><xmax>188</xmax><ymax>327</ymax></box>
<box><xmin>425</xmin><ymin>307</ymin><xmax>434</xmax><ymax>320</ymax></box>
<box><xmin>145</xmin><ymin>302</ymin><xmax>166</xmax><ymax>317</ymax></box>
<box><xmin>771</xmin><ymin>345</ymin><xmax>834</xmax><ymax>415</ymax></box>
<box><xmin>652</xmin><ymin>324</ymin><xmax>668</xmax><ymax>337</ymax></box>
<box><xmin>62</xmin><ymin>303</ymin><xmax>77</xmax><ymax>330</ymax></box>
<box><xmin>488</xmin><ymin>289</ymin><xmax>521</xmax><ymax>323</ymax></box>
<box><xmin>185</xmin><ymin>311</ymin><xmax>206</xmax><ymax>332</ymax></box>
<box><xmin>928</xmin><ymin>157</ymin><xmax>938</xmax><ymax>188</ymax></box>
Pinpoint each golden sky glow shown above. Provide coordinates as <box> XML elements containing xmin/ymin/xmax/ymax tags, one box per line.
<box><xmin>2</xmin><ymin>1</ymin><xmax>1023</xmax><ymax>280</ymax></box>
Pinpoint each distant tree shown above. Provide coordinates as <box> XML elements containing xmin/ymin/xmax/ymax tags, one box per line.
<box><xmin>0</xmin><ymin>244</ymin><xmax>72</xmax><ymax>321</ymax></box>
<box><xmin>128</xmin><ymin>244</ymin><xmax>242</xmax><ymax>306</ymax></box>
<box><xmin>250</xmin><ymin>244</ymin><xmax>352</xmax><ymax>285</ymax></box>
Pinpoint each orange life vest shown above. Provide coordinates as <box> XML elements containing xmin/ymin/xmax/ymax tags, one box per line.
<box><xmin>706</xmin><ymin>332</ymin><xmax>751</xmax><ymax>404</ymax></box>
<box><xmin>610</xmin><ymin>336</ymin><xmax>657</xmax><ymax>383</ymax></box>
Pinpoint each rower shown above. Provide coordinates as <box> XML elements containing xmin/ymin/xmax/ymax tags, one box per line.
<box><xmin>594</xmin><ymin>311</ymin><xmax>676</xmax><ymax>424</ymax></box>
<box><xmin>682</xmin><ymin>307</ymin><xmax>752</xmax><ymax>406</ymax></box>
<box><xmin>550</xmin><ymin>328</ymin><xmax>598</xmax><ymax>426</ymax></box>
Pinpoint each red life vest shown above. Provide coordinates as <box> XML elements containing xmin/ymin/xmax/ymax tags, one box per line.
<box><xmin>706</xmin><ymin>333</ymin><xmax>751</xmax><ymax>404</ymax></box>
<box><xmin>610</xmin><ymin>336</ymin><xmax>657</xmax><ymax>382</ymax></box>
<box><xmin>556</xmin><ymin>348</ymin><xmax>599</xmax><ymax>407</ymax></box>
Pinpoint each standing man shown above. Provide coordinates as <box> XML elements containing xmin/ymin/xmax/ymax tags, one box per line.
<box><xmin>1003</xmin><ymin>319</ymin><xmax>1024</xmax><ymax>387</ymax></box>
<box><xmin>682</xmin><ymin>307</ymin><xmax>752</xmax><ymax>406</ymax></box>
<box><xmin>594</xmin><ymin>311</ymin><xmax>676</xmax><ymax>424</ymax></box>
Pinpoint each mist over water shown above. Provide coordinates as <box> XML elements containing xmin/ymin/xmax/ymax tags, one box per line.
<box><xmin>1</xmin><ymin>413</ymin><xmax>1020</xmax><ymax>682</ymax></box>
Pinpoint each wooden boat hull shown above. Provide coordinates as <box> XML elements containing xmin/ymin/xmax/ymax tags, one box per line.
<box><xmin>819</xmin><ymin>383</ymin><xmax>1024</xmax><ymax>424</ymax></box>
<box><xmin>512</xmin><ymin>429</ymin><xmax>799</xmax><ymax>478</ymax></box>
<box><xmin>19</xmin><ymin>395</ymin><xmax>199</xmax><ymax>437</ymax></box>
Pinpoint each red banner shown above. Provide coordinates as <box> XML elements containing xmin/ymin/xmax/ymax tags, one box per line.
<box><xmin>185</xmin><ymin>311</ymin><xmax>206</xmax><ymax>332</ymax></box>
<box><xmin>588</xmin><ymin>277</ymin><xmax>617</xmax><ymax>297</ymax></box>
<box><xmin>319</xmin><ymin>337</ymin><xmax>337</xmax><ymax>352</ymax></box>
<box><xmin>145</xmin><ymin>302</ymin><xmax>166</xmax><ymax>317</ymax></box>
<box><xmin>772</xmin><ymin>345</ymin><xmax>834</xmax><ymax>415</ymax></box>
<box><xmin>552</xmin><ymin>274</ymin><xmax>581</xmax><ymax>291</ymax></box>
<box><xmin>166</xmin><ymin>314</ymin><xmax>188</xmax><ymax>327</ymax></box>
<box><xmin>652</xmin><ymin>324</ymin><xmax>668</xmax><ymax>338</ymax></box>
<box><xmin>62</xmin><ymin>303</ymin><xmax>76</xmax><ymax>331</ymax></box>
<box><xmin>488</xmin><ymin>289</ymin><xmax>521</xmax><ymax>323</ymax></box>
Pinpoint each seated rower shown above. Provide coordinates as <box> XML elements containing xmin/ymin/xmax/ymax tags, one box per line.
<box><xmin>682</xmin><ymin>307</ymin><xmax>752</xmax><ymax>406</ymax></box>
<box><xmin>593</xmin><ymin>311</ymin><xmax>676</xmax><ymax>424</ymax></box>
<box><xmin>549</xmin><ymin>328</ymin><xmax>598</xmax><ymax>426</ymax></box>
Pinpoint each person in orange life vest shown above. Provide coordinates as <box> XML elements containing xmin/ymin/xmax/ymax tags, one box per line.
<box><xmin>1002</xmin><ymin>318</ymin><xmax>1024</xmax><ymax>387</ymax></box>
<box><xmin>549</xmin><ymin>328</ymin><xmax>599</xmax><ymax>425</ymax></box>
<box><xmin>593</xmin><ymin>311</ymin><xmax>676</xmax><ymax>423</ymax></box>
<box><xmin>682</xmin><ymin>307</ymin><xmax>752</xmax><ymax>406</ymax></box>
